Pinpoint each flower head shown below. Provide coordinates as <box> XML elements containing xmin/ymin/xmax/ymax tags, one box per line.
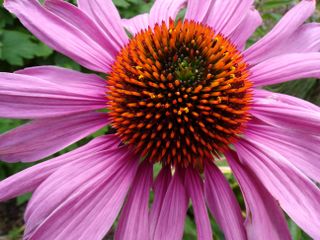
<box><xmin>0</xmin><ymin>0</ymin><xmax>320</xmax><ymax>239</ymax></box>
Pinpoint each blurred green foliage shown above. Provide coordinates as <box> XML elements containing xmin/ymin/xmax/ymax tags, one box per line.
<box><xmin>0</xmin><ymin>0</ymin><xmax>319</xmax><ymax>239</ymax></box>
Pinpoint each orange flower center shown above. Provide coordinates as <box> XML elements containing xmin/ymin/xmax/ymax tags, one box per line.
<box><xmin>107</xmin><ymin>19</ymin><xmax>252</xmax><ymax>169</ymax></box>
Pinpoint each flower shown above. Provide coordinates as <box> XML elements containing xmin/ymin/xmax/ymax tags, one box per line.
<box><xmin>0</xmin><ymin>0</ymin><xmax>320</xmax><ymax>239</ymax></box>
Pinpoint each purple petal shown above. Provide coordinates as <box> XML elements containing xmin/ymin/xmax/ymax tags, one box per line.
<box><xmin>244</xmin><ymin>0</ymin><xmax>315</xmax><ymax>65</ymax></box>
<box><xmin>185</xmin><ymin>0</ymin><xmax>214</xmax><ymax>23</ymax></box>
<box><xmin>153</xmin><ymin>169</ymin><xmax>188</xmax><ymax>240</ymax></box>
<box><xmin>204</xmin><ymin>162</ymin><xmax>246</xmax><ymax>240</ymax></box>
<box><xmin>44</xmin><ymin>0</ymin><xmax>120</xmax><ymax>56</ymax></box>
<box><xmin>185</xmin><ymin>168</ymin><xmax>213</xmax><ymax>240</ymax></box>
<box><xmin>24</xmin><ymin>145</ymin><xmax>139</xmax><ymax>240</ymax></box>
<box><xmin>149</xmin><ymin>0</ymin><xmax>187</xmax><ymax>27</ymax></box>
<box><xmin>115</xmin><ymin>162</ymin><xmax>153</xmax><ymax>240</ymax></box>
<box><xmin>77</xmin><ymin>0</ymin><xmax>128</xmax><ymax>49</ymax></box>
<box><xmin>0</xmin><ymin>135</ymin><xmax>120</xmax><ymax>202</ymax></box>
<box><xmin>226</xmin><ymin>152</ymin><xmax>291</xmax><ymax>240</ymax></box>
<box><xmin>0</xmin><ymin>69</ymin><xmax>106</xmax><ymax>119</ymax></box>
<box><xmin>0</xmin><ymin>112</ymin><xmax>109</xmax><ymax>162</ymax></box>
<box><xmin>246</xmin><ymin>119</ymin><xmax>320</xmax><ymax>182</ymax></box>
<box><xmin>235</xmin><ymin>138</ymin><xmax>320</xmax><ymax>239</ymax></box>
<box><xmin>4</xmin><ymin>0</ymin><xmax>115</xmax><ymax>72</ymax></box>
<box><xmin>149</xmin><ymin>167</ymin><xmax>172</xmax><ymax>239</ymax></box>
<box><xmin>229</xmin><ymin>8</ymin><xmax>262</xmax><ymax>50</ymax></box>
<box><xmin>251</xmin><ymin>89</ymin><xmax>320</xmax><ymax>133</ymax></box>
<box><xmin>122</xmin><ymin>13</ymin><xmax>149</xmax><ymax>36</ymax></box>
<box><xmin>250</xmin><ymin>53</ymin><xmax>320</xmax><ymax>87</ymax></box>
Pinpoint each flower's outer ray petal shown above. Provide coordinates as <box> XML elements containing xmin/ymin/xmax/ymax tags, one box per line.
<box><xmin>235</xmin><ymin>139</ymin><xmax>320</xmax><ymax>239</ymax></box>
<box><xmin>185</xmin><ymin>0</ymin><xmax>214</xmax><ymax>23</ymax></box>
<box><xmin>251</xmin><ymin>88</ymin><xmax>320</xmax><ymax>134</ymax></box>
<box><xmin>122</xmin><ymin>13</ymin><xmax>149</xmax><ymax>36</ymax></box>
<box><xmin>244</xmin><ymin>0</ymin><xmax>316</xmax><ymax>65</ymax></box>
<box><xmin>4</xmin><ymin>0</ymin><xmax>114</xmax><ymax>72</ymax></box>
<box><xmin>24</xmin><ymin>146</ymin><xmax>139</xmax><ymax>240</ymax></box>
<box><xmin>185</xmin><ymin>168</ymin><xmax>213</xmax><ymax>240</ymax></box>
<box><xmin>44</xmin><ymin>0</ymin><xmax>120</xmax><ymax>56</ymax></box>
<box><xmin>115</xmin><ymin>162</ymin><xmax>153</xmax><ymax>240</ymax></box>
<box><xmin>76</xmin><ymin>0</ymin><xmax>128</xmax><ymax>49</ymax></box>
<box><xmin>0</xmin><ymin>112</ymin><xmax>109</xmax><ymax>162</ymax></box>
<box><xmin>0</xmin><ymin>70</ymin><xmax>106</xmax><ymax>119</ymax></box>
<box><xmin>250</xmin><ymin>53</ymin><xmax>320</xmax><ymax>87</ymax></box>
<box><xmin>149</xmin><ymin>0</ymin><xmax>187</xmax><ymax>28</ymax></box>
<box><xmin>149</xmin><ymin>167</ymin><xmax>172</xmax><ymax>239</ymax></box>
<box><xmin>204</xmin><ymin>162</ymin><xmax>246</xmax><ymax>240</ymax></box>
<box><xmin>250</xmin><ymin>23</ymin><xmax>320</xmax><ymax>61</ymax></box>
<box><xmin>153</xmin><ymin>169</ymin><xmax>188</xmax><ymax>240</ymax></box>
<box><xmin>200</xmin><ymin>0</ymin><xmax>254</xmax><ymax>37</ymax></box>
<box><xmin>226</xmin><ymin>152</ymin><xmax>291</xmax><ymax>240</ymax></box>
<box><xmin>0</xmin><ymin>135</ymin><xmax>120</xmax><ymax>202</ymax></box>
<box><xmin>229</xmin><ymin>8</ymin><xmax>262</xmax><ymax>50</ymax></box>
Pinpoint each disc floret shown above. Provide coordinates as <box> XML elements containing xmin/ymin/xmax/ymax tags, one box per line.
<box><xmin>108</xmin><ymin>19</ymin><xmax>252</xmax><ymax>169</ymax></box>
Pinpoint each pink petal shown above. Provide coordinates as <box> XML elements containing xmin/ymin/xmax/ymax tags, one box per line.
<box><xmin>251</xmin><ymin>89</ymin><xmax>320</xmax><ymax>133</ymax></box>
<box><xmin>185</xmin><ymin>0</ymin><xmax>254</xmax><ymax>37</ymax></box>
<box><xmin>202</xmin><ymin>0</ymin><xmax>253</xmax><ymax>37</ymax></box>
<box><xmin>244</xmin><ymin>0</ymin><xmax>316</xmax><ymax>65</ymax></box>
<box><xmin>250</xmin><ymin>53</ymin><xmax>320</xmax><ymax>87</ymax></box>
<box><xmin>229</xmin><ymin>8</ymin><xmax>262</xmax><ymax>50</ymax></box>
<box><xmin>204</xmin><ymin>162</ymin><xmax>246</xmax><ymax>240</ymax></box>
<box><xmin>185</xmin><ymin>168</ymin><xmax>213</xmax><ymax>240</ymax></box>
<box><xmin>249</xmin><ymin>23</ymin><xmax>320</xmax><ymax>61</ymax></box>
<box><xmin>149</xmin><ymin>0</ymin><xmax>187</xmax><ymax>28</ymax></box>
<box><xmin>122</xmin><ymin>13</ymin><xmax>149</xmax><ymax>36</ymax></box>
<box><xmin>0</xmin><ymin>112</ymin><xmax>109</xmax><ymax>162</ymax></box>
<box><xmin>0</xmin><ymin>135</ymin><xmax>120</xmax><ymax>202</ymax></box>
<box><xmin>153</xmin><ymin>169</ymin><xmax>188</xmax><ymax>240</ymax></box>
<box><xmin>226</xmin><ymin>152</ymin><xmax>291</xmax><ymax>240</ymax></box>
<box><xmin>235</xmin><ymin>138</ymin><xmax>320</xmax><ymax>239</ymax></box>
<box><xmin>246</xmin><ymin>120</ymin><xmax>320</xmax><ymax>182</ymax></box>
<box><xmin>44</xmin><ymin>0</ymin><xmax>119</xmax><ymax>56</ymax></box>
<box><xmin>115</xmin><ymin>162</ymin><xmax>153</xmax><ymax>240</ymax></box>
<box><xmin>185</xmin><ymin>0</ymin><xmax>215</xmax><ymax>23</ymax></box>
<box><xmin>149</xmin><ymin>167</ymin><xmax>172</xmax><ymax>239</ymax></box>
<box><xmin>4</xmin><ymin>0</ymin><xmax>115</xmax><ymax>72</ymax></box>
<box><xmin>76</xmin><ymin>0</ymin><xmax>128</xmax><ymax>49</ymax></box>
<box><xmin>0</xmin><ymin>69</ymin><xmax>106</xmax><ymax>119</ymax></box>
<box><xmin>24</xmin><ymin>145</ymin><xmax>139</xmax><ymax>240</ymax></box>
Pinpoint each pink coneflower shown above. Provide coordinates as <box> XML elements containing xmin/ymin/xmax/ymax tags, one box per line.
<box><xmin>0</xmin><ymin>0</ymin><xmax>320</xmax><ymax>239</ymax></box>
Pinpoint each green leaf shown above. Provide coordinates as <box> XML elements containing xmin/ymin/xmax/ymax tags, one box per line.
<box><xmin>0</xmin><ymin>30</ymin><xmax>53</xmax><ymax>66</ymax></box>
<box><xmin>113</xmin><ymin>0</ymin><xmax>130</xmax><ymax>8</ymax></box>
<box><xmin>17</xmin><ymin>192</ymin><xmax>32</xmax><ymax>206</ymax></box>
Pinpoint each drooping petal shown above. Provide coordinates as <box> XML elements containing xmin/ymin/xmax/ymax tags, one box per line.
<box><xmin>249</xmin><ymin>23</ymin><xmax>320</xmax><ymax>61</ymax></box>
<box><xmin>226</xmin><ymin>151</ymin><xmax>291</xmax><ymax>240</ymax></box>
<box><xmin>153</xmin><ymin>169</ymin><xmax>188</xmax><ymax>240</ymax></box>
<box><xmin>246</xmin><ymin>119</ymin><xmax>320</xmax><ymax>182</ymax></box>
<box><xmin>44</xmin><ymin>0</ymin><xmax>120</xmax><ymax>56</ymax></box>
<box><xmin>185</xmin><ymin>168</ymin><xmax>213</xmax><ymax>240</ymax></box>
<box><xmin>204</xmin><ymin>162</ymin><xmax>246</xmax><ymax>240</ymax></box>
<box><xmin>0</xmin><ymin>112</ymin><xmax>109</xmax><ymax>162</ymax></box>
<box><xmin>149</xmin><ymin>0</ymin><xmax>187</xmax><ymax>28</ymax></box>
<box><xmin>122</xmin><ymin>13</ymin><xmax>149</xmax><ymax>36</ymax></box>
<box><xmin>0</xmin><ymin>135</ymin><xmax>120</xmax><ymax>202</ymax></box>
<box><xmin>4</xmin><ymin>0</ymin><xmax>115</xmax><ymax>72</ymax></box>
<box><xmin>250</xmin><ymin>53</ymin><xmax>320</xmax><ymax>87</ymax></box>
<box><xmin>76</xmin><ymin>0</ymin><xmax>128</xmax><ymax>48</ymax></box>
<box><xmin>244</xmin><ymin>0</ymin><xmax>316</xmax><ymax>65</ymax></box>
<box><xmin>185</xmin><ymin>0</ymin><xmax>214</xmax><ymax>23</ymax></box>
<box><xmin>24</xmin><ymin>145</ymin><xmax>139</xmax><ymax>240</ymax></box>
<box><xmin>201</xmin><ymin>0</ymin><xmax>254</xmax><ymax>37</ymax></box>
<box><xmin>235</xmin><ymin>139</ymin><xmax>320</xmax><ymax>239</ymax></box>
<box><xmin>149</xmin><ymin>167</ymin><xmax>172</xmax><ymax>239</ymax></box>
<box><xmin>251</xmin><ymin>88</ymin><xmax>320</xmax><ymax>133</ymax></box>
<box><xmin>115</xmin><ymin>162</ymin><xmax>153</xmax><ymax>240</ymax></box>
<box><xmin>0</xmin><ymin>69</ymin><xmax>106</xmax><ymax>119</ymax></box>
<box><xmin>229</xmin><ymin>8</ymin><xmax>262</xmax><ymax>50</ymax></box>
